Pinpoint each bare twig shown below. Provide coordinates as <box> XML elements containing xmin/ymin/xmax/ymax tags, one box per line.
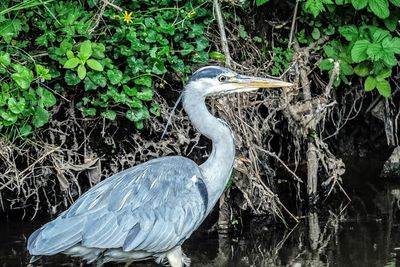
<box><xmin>256</xmin><ymin>146</ymin><xmax>303</xmax><ymax>183</ymax></box>
<box><xmin>288</xmin><ymin>0</ymin><xmax>299</xmax><ymax>49</ymax></box>
<box><xmin>102</xmin><ymin>0</ymin><xmax>122</xmax><ymax>11</ymax></box>
<box><xmin>213</xmin><ymin>0</ymin><xmax>231</xmax><ymax>67</ymax></box>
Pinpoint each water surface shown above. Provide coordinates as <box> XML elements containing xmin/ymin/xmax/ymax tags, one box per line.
<box><xmin>1</xmin><ymin>158</ymin><xmax>399</xmax><ymax>267</ymax></box>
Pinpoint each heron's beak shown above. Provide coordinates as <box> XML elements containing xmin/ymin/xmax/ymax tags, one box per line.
<box><xmin>229</xmin><ymin>74</ymin><xmax>292</xmax><ymax>93</ymax></box>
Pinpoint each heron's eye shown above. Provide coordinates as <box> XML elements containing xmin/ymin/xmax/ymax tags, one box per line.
<box><xmin>218</xmin><ymin>75</ymin><xmax>227</xmax><ymax>82</ymax></box>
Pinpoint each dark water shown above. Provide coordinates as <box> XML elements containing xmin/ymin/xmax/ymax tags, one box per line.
<box><xmin>1</xmin><ymin>158</ymin><xmax>400</xmax><ymax>267</ymax></box>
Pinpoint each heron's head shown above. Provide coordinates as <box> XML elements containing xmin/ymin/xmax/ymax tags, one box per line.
<box><xmin>186</xmin><ymin>66</ymin><xmax>292</xmax><ymax>97</ymax></box>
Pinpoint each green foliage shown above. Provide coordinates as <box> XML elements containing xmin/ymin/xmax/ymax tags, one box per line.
<box><xmin>304</xmin><ymin>0</ymin><xmax>333</xmax><ymax>17</ymax></box>
<box><xmin>62</xmin><ymin>40</ymin><xmax>105</xmax><ymax>80</ymax></box>
<box><xmin>0</xmin><ymin>0</ymin><xmax>214</xmax><ymax>137</ymax></box>
<box><xmin>351</xmin><ymin>0</ymin><xmax>400</xmax><ymax>18</ymax></box>
<box><xmin>302</xmin><ymin>0</ymin><xmax>400</xmax><ymax>97</ymax></box>
<box><xmin>320</xmin><ymin>25</ymin><xmax>399</xmax><ymax>96</ymax></box>
<box><xmin>0</xmin><ymin>50</ymin><xmax>56</xmax><ymax>136</ymax></box>
<box><xmin>271</xmin><ymin>47</ymin><xmax>293</xmax><ymax>76</ymax></box>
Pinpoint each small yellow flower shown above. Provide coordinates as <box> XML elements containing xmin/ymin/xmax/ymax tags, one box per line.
<box><xmin>123</xmin><ymin>11</ymin><xmax>133</xmax><ymax>24</ymax></box>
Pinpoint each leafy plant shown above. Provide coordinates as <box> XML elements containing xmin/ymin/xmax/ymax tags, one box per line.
<box><xmin>0</xmin><ymin>0</ymin><xmax>214</xmax><ymax>135</ymax></box>
<box><xmin>351</xmin><ymin>0</ymin><xmax>400</xmax><ymax>19</ymax></box>
<box><xmin>0</xmin><ymin>51</ymin><xmax>56</xmax><ymax>137</ymax></box>
<box><xmin>63</xmin><ymin>40</ymin><xmax>105</xmax><ymax>80</ymax></box>
<box><xmin>319</xmin><ymin>40</ymin><xmax>354</xmax><ymax>86</ymax></box>
<box><xmin>271</xmin><ymin>47</ymin><xmax>293</xmax><ymax>76</ymax></box>
<box><xmin>320</xmin><ymin>25</ymin><xmax>399</xmax><ymax>96</ymax></box>
<box><xmin>303</xmin><ymin>0</ymin><xmax>334</xmax><ymax>17</ymax></box>
<box><xmin>305</xmin><ymin>0</ymin><xmax>400</xmax><ymax>97</ymax></box>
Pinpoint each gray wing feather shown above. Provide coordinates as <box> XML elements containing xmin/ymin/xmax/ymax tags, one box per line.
<box><xmin>28</xmin><ymin>156</ymin><xmax>208</xmax><ymax>256</ymax></box>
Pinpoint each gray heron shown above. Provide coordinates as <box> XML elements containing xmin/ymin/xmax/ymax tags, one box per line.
<box><xmin>27</xmin><ymin>66</ymin><xmax>292</xmax><ymax>267</ymax></box>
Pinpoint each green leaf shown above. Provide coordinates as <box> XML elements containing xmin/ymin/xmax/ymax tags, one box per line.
<box><xmin>11</xmin><ymin>64</ymin><xmax>34</xmax><ymax>90</ymax></box>
<box><xmin>372</xmin><ymin>29</ymin><xmax>390</xmax><ymax>43</ymax></box>
<box><xmin>304</xmin><ymin>0</ymin><xmax>326</xmax><ymax>17</ymax></box>
<box><xmin>354</xmin><ymin>63</ymin><xmax>370</xmax><ymax>77</ymax></box>
<box><xmin>79</xmin><ymin>40</ymin><xmax>92</xmax><ymax>61</ymax></box>
<box><xmin>389</xmin><ymin>0</ymin><xmax>400</xmax><ymax>6</ymax></box>
<box><xmin>351</xmin><ymin>0</ymin><xmax>368</xmax><ymax>9</ymax></box>
<box><xmin>126</xmin><ymin>109</ymin><xmax>141</xmax><ymax>122</ymax></box>
<box><xmin>180</xmin><ymin>42</ymin><xmax>195</xmax><ymax>56</ymax></box>
<box><xmin>323</xmin><ymin>42</ymin><xmax>339</xmax><ymax>58</ymax></box>
<box><xmin>196</xmin><ymin>37</ymin><xmax>209</xmax><ymax>51</ymax></box>
<box><xmin>32</xmin><ymin>106</ymin><xmax>49</xmax><ymax>128</ymax></box>
<box><xmin>383</xmin><ymin>37</ymin><xmax>400</xmax><ymax>54</ymax></box>
<box><xmin>369</xmin><ymin>0</ymin><xmax>389</xmax><ymax>19</ymax></box>
<box><xmin>192</xmin><ymin>51</ymin><xmax>209</xmax><ymax>63</ymax></box>
<box><xmin>60</xmin><ymin>41</ymin><xmax>73</xmax><ymax>54</ymax></box>
<box><xmin>366</xmin><ymin>43</ymin><xmax>384</xmax><ymax>61</ymax></box>
<box><xmin>88</xmin><ymin>72</ymin><xmax>107</xmax><ymax>87</ymax></box>
<box><xmin>36</xmin><ymin>64</ymin><xmax>52</xmax><ymax>80</ymax></box>
<box><xmin>37</xmin><ymin>87</ymin><xmax>56</xmax><ymax>107</ymax></box>
<box><xmin>126</xmin><ymin>108</ymin><xmax>149</xmax><ymax>122</ymax></box>
<box><xmin>123</xmin><ymin>85</ymin><xmax>138</xmax><ymax>97</ymax></box>
<box><xmin>135</xmin><ymin>120</ymin><xmax>144</xmax><ymax>129</ymax></box>
<box><xmin>102</xmin><ymin>110</ymin><xmax>116</xmax><ymax>120</ymax></box>
<box><xmin>63</xmin><ymin>58</ymin><xmax>80</xmax><ymax>69</ymax></box>
<box><xmin>364</xmin><ymin>76</ymin><xmax>376</xmax><ymax>91</ymax></box>
<box><xmin>150</xmin><ymin>102</ymin><xmax>160</xmax><ymax>116</ymax></box>
<box><xmin>0</xmin><ymin>51</ymin><xmax>10</xmax><ymax>66</ymax></box>
<box><xmin>209</xmin><ymin>51</ymin><xmax>226</xmax><ymax>61</ymax></box>
<box><xmin>127</xmin><ymin>98</ymin><xmax>143</xmax><ymax>108</ymax></box>
<box><xmin>83</xmin><ymin>77</ymin><xmax>98</xmax><ymax>91</ymax></box>
<box><xmin>81</xmin><ymin>107</ymin><xmax>96</xmax><ymax>117</ymax></box>
<box><xmin>382</xmin><ymin>53</ymin><xmax>397</xmax><ymax>66</ymax></box>
<box><xmin>384</xmin><ymin>15</ymin><xmax>398</xmax><ymax>31</ymax></box>
<box><xmin>19</xmin><ymin>125</ymin><xmax>32</xmax><ymax>137</ymax></box>
<box><xmin>376</xmin><ymin>69</ymin><xmax>392</xmax><ymax>79</ymax></box>
<box><xmin>311</xmin><ymin>28</ymin><xmax>321</xmax><ymax>40</ymax></box>
<box><xmin>137</xmin><ymin>88</ymin><xmax>153</xmax><ymax>101</ymax></box>
<box><xmin>152</xmin><ymin>61</ymin><xmax>167</xmax><ymax>75</ymax></box>
<box><xmin>376</xmin><ymin>79</ymin><xmax>391</xmax><ymax>97</ymax></box>
<box><xmin>340</xmin><ymin>61</ymin><xmax>354</xmax><ymax>75</ymax></box>
<box><xmin>77</xmin><ymin>64</ymin><xmax>87</xmax><ymax>80</ymax></box>
<box><xmin>86</xmin><ymin>59</ymin><xmax>103</xmax><ymax>71</ymax></box>
<box><xmin>134</xmin><ymin>76</ymin><xmax>152</xmax><ymax>87</ymax></box>
<box><xmin>8</xmin><ymin>97</ymin><xmax>25</xmax><ymax>114</ymax></box>
<box><xmin>66</xmin><ymin>50</ymin><xmax>74</xmax><ymax>59</ymax></box>
<box><xmin>0</xmin><ymin>110</ymin><xmax>17</xmax><ymax>125</ymax></box>
<box><xmin>319</xmin><ymin>58</ymin><xmax>334</xmax><ymax>71</ymax></box>
<box><xmin>256</xmin><ymin>0</ymin><xmax>269</xmax><ymax>6</ymax></box>
<box><xmin>65</xmin><ymin>71</ymin><xmax>81</xmax><ymax>86</ymax></box>
<box><xmin>107</xmin><ymin>69</ymin><xmax>123</xmax><ymax>85</ymax></box>
<box><xmin>0</xmin><ymin>19</ymin><xmax>22</xmax><ymax>43</ymax></box>
<box><xmin>338</xmin><ymin>25</ymin><xmax>358</xmax><ymax>41</ymax></box>
<box><xmin>351</xmin><ymin>40</ymin><xmax>370</xmax><ymax>63</ymax></box>
<box><xmin>92</xmin><ymin>43</ymin><xmax>106</xmax><ymax>59</ymax></box>
<box><xmin>366</xmin><ymin>43</ymin><xmax>396</xmax><ymax>65</ymax></box>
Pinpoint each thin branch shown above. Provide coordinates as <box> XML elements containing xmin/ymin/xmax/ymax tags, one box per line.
<box><xmin>102</xmin><ymin>0</ymin><xmax>122</xmax><ymax>12</ymax></box>
<box><xmin>288</xmin><ymin>0</ymin><xmax>299</xmax><ymax>49</ymax></box>
<box><xmin>213</xmin><ymin>0</ymin><xmax>231</xmax><ymax>68</ymax></box>
<box><xmin>256</xmin><ymin>146</ymin><xmax>303</xmax><ymax>183</ymax></box>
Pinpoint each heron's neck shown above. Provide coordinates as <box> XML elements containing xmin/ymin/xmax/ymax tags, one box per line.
<box><xmin>183</xmin><ymin>89</ymin><xmax>235</xmax><ymax>213</ymax></box>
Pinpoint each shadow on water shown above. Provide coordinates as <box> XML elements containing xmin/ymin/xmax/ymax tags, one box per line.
<box><xmin>1</xmin><ymin>157</ymin><xmax>400</xmax><ymax>267</ymax></box>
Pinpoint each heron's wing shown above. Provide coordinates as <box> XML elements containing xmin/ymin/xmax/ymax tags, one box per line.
<box><xmin>28</xmin><ymin>156</ymin><xmax>208</xmax><ymax>255</ymax></box>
